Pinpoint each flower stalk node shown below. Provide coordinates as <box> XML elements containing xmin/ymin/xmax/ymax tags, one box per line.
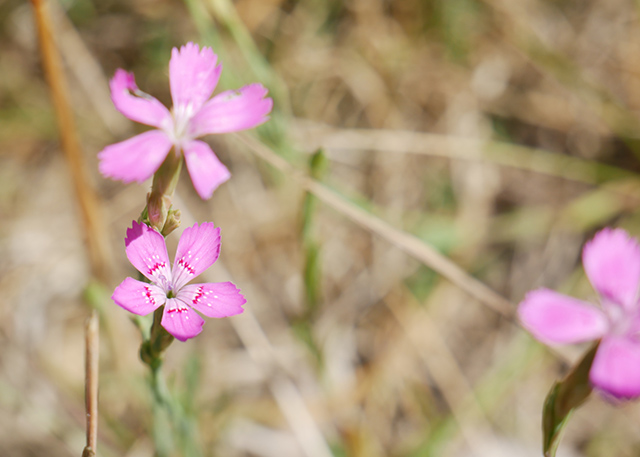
<box><xmin>140</xmin><ymin>306</ymin><xmax>175</xmax><ymax>366</ymax></box>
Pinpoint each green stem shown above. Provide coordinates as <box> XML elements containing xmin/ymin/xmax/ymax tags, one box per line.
<box><xmin>140</xmin><ymin>306</ymin><xmax>175</xmax><ymax>368</ymax></box>
<box><xmin>147</xmin><ymin>347</ymin><xmax>203</xmax><ymax>457</ymax></box>
<box><xmin>134</xmin><ymin>146</ymin><xmax>206</xmax><ymax>456</ymax></box>
<box><xmin>149</xmin><ymin>360</ymin><xmax>175</xmax><ymax>457</ymax></box>
<box><xmin>138</xmin><ymin>293</ymin><xmax>203</xmax><ymax>456</ymax></box>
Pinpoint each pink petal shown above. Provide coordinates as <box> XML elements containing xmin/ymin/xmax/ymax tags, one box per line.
<box><xmin>161</xmin><ymin>298</ymin><xmax>205</xmax><ymax>341</ymax></box>
<box><xmin>182</xmin><ymin>140</ymin><xmax>231</xmax><ymax>199</ymax></box>
<box><xmin>590</xmin><ymin>336</ymin><xmax>640</xmax><ymax>399</ymax></box>
<box><xmin>188</xmin><ymin>83</ymin><xmax>273</xmax><ymax>137</ymax></box>
<box><xmin>177</xmin><ymin>282</ymin><xmax>245</xmax><ymax>318</ymax></box>
<box><xmin>172</xmin><ymin>222</ymin><xmax>221</xmax><ymax>290</ymax></box>
<box><xmin>583</xmin><ymin>228</ymin><xmax>640</xmax><ymax>310</ymax></box>
<box><xmin>112</xmin><ymin>277</ymin><xmax>166</xmax><ymax>315</ymax></box>
<box><xmin>169</xmin><ymin>43</ymin><xmax>222</xmax><ymax>113</ymax></box>
<box><xmin>124</xmin><ymin>221</ymin><xmax>173</xmax><ymax>287</ymax></box>
<box><xmin>98</xmin><ymin>130</ymin><xmax>173</xmax><ymax>183</ymax></box>
<box><xmin>110</xmin><ymin>69</ymin><xmax>171</xmax><ymax>129</ymax></box>
<box><xmin>518</xmin><ymin>288</ymin><xmax>608</xmax><ymax>345</ymax></box>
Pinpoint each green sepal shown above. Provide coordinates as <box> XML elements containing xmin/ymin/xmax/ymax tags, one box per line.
<box><xmin>161</xmin><ymin>208</ymin><xmax>181</xmax><ymax>237</ymax></box>
<box><xmin>542</xmin><ymin>343</ymin><xmax>598</xmax><ymax>457</ymax></box>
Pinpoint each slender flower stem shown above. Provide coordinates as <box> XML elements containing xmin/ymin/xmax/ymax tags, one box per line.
<box><xmin>140</xmin><ymin>306</ymin><xmax>175</xmax><ymax>367</ymax></box>
<box><xmin>149</xmin><ymin>361</ymin><xmax>203</xmax><ymax>457</ymax></box>
<box><xmin>137</xmin><ymin>162</ymin><xmax>202</xmax><ymax>455</ymax></box>
<box><xmin>141</xmin><ymin>311</ymin><xmax>202</xmax><ymax>457</ymax></box>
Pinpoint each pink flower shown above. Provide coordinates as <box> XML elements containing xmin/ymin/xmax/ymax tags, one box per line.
<box><xmin>112</xmin><ymin>221</ymin><xmax>245</xmax><ymax>341</ymax></box>
<box><xmin>98</xmin><ymin>43</ymin><xmax>273</xmax><ymax>199</ymax></box>
<box><xmin>519</xmin><ymin>228</ymin><xmax>640</xmax><ymax>399</ymax></box>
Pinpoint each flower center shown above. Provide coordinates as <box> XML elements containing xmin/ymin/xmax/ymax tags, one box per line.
<box><xmin>168</xmin><ymin>103</ymin><xmax>195</xmax><ymax>146</ymax></box>
<box><xmin>156</xmin><ymin>273</ymin><xmax>173</xmax><ymax>295</ymax></box>
<box><xmin>605</xmin><ymin>300</ymin><xmax>640</xmax><ymax>339</ymax></box>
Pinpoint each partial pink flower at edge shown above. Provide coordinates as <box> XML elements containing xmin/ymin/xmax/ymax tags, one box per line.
<box><xmin>112</xmin><ymin>221</ymin><xmax>245</xmax><ymax>341</ymax></box>
<box><xmin>98</xmin><ymin>42</ymin><xmax>273</xmax><ymax>199</ymax></box>
<box><xmin>518</xmin><ymin>228</ymin><xmax>640</xmax><ymax>399</ymax></box>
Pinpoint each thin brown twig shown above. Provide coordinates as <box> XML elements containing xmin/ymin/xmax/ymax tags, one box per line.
<box><xmin>233</xmin><ymin>133</ymin><xmax>513</xmax><ymax>318</ymax></box>
<box><xmin>31</xmin><ymin>1</ymin><xmax>108</xmax><ymax>455</ymax></box>
<box><xmin>47</xmin><ymin>0</ymin><xmax>129</xmax><ymax>136</ymax></box>
<box><xmin>292</xmin><ymin>122</ymin><xmax>638</xmax><ymax>186</ymax></box>
<box><xmin>83</xmin><ymin>310</ymin><xmax>99</xmax><ymax>457</ymax></box>
<box><xmin>232</xmin><ymin>133</ymin><xmax>584</xmax><ymax>366</ymax></box>
<box><xmin>31</xmin><ymin>0</ymin><xmax>111</xmax><ymax>282</ymax></box>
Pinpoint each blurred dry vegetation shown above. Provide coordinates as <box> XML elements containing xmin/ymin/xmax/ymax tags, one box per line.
<box><xmin>4</xmin><ymin>0</ymin><xmax>640</xmax><ymax>456</ymax></box>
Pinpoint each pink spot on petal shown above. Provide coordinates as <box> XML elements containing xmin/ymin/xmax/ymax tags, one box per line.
<box><xmin>148</xmin><ymin>261</ymin><xmax>167</xmax><ymax>276</ymax></box>
<box><xmin>177</xmin><ymin>257</ymin><xmax>195</xmax><ymax>275</ymax></box>
<box><xmin>144</xmin><ymin>286</ymin><xmax>156</xmax><ymax>306</ymax></box>
<box><xmin>167</xmin><ymin>305</ymin><xmax>189</xmax><ymax>314</ymax></box>
<box><xmin>191</xmin><ymin>286</ymin><xmax>205</xmax><ymax>306</ymax></box>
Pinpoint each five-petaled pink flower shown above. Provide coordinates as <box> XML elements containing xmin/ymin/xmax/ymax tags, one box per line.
<box><xmin>519</xmin><ymin>228</ymin><xmax>640</xmax><ymax>399</ymax></box>
<box><xmin>99</xmin><ymin>42</ymin><xmax>273</xmax><ymax>199</ymax></box>
<box><xmin>112</xmin><ymin>221</ymin><xmax>245</xmax><ymax>341</ymax></box>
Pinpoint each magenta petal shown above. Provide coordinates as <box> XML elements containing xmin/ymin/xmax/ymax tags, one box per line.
<box><xmin>172</xmin><ymin>222</ymin><xmax>221</xmax><ymax>290</ymax></box>
<box><xmin>177</xmin><ymin>282</ymin><xmax>246</xmax><ymax>318</ymax></box>
<box><xmin>189</xmin><ymin>83</ymin><xmax>273</xmax><ymax>136</ymax></box>
<box><xmin>518</xmin><ymin>288</ymin><xmax>608</xmax><ymax>345</ymax></box>
<box><xmin>98</xmin><ymin>130</ymin><xmax>173</xmax><ymax>183</ymax></box>
<box><xmin>169</xmin><ymin>43</ymin><xmax>222</xmax><ymax>113</ymax></box>
<box><xmin>583</xmin><ymin>228</ymin><xmax>640</xmax><ymax>310</ymax></box>
<box><xmin>161</xmin><ymin>298</ymin><xmax>205</xmax><ymax>342</ymax></box>
<box><xmin>124</xmin><ymin>221</ymin><xmax>173</xmax><ymax>286</ymax></box>
<box><xmin>590</xmin><ymin>336</ymin><xmax>640</xmax><ymax>399</ymax></box>
<box><xmin>183</xmin><ymin>140</ymin><xmax>231</xmax><ymax>199</ymax></box>
<box><xmin>110</xmin><ymin>69</ymin><xmax>171</xmax><ymax>129</ymax></box>
<box><xmin>112</xmin><ymin>277</ymin><xmax>166</xmax><ymax>315</ymax></box>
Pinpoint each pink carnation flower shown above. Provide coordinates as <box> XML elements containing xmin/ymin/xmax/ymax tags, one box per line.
<box><xmin>519</xmin><ymin>228</ymin><xmax>640</xmax><ymax>399</ymax></box>
<box><xmin>99</xmin><ymin>42</ymin><xmax>273</xmax><ymax>199</ymax></box>
<box><xmin>112</xmin><ymin>221</ymin><xmax>245</xmax><ymax>341</ymax></box>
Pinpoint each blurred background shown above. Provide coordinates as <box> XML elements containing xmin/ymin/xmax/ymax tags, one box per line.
<box><xmin>3</xmin><ymin>0</ymin><xmax>640</xmax><ymax>455</ymax></box>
